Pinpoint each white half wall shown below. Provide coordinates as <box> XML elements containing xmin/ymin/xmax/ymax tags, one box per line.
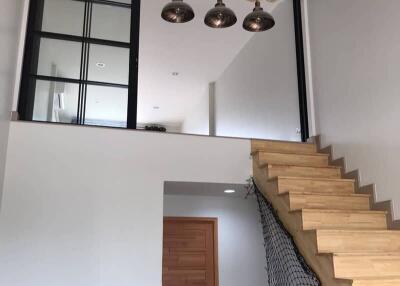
<box><xmin>307</xmin><ymin>0</ymin><xmax>400</xmax><ymax>218</ymax></box>
<box><xmin>164</xmin><ymin>194</ymin><xmax>268</xmax><ymax>286</ymax></box>
<box><xmin>215</xmin><ymin>0</ymin><xmax>301</xmax><ymax>141</ymax></box>
<box><xmin>0</xmin><ymin>0</ymin><xmax>24</xmax><ymax>200</ymax></box>
<box><xmin>0</xmin><ymin>121</ymin><xmax>251</xmax><ymax>286</ymax></box>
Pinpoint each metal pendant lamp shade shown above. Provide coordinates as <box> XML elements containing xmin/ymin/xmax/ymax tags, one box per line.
<box><xmin>161</xmin><ymin>0</ymin><xmax>195</xmax><ymax>23</ymax></box>
<box><xmin>204</xmin><ymin>0</ymin><xmax>237</xmax><ymax>28</ymax></box>
<box><xmin>243</xmin><ymin>0</ymin><xmax>275</xmax><ymax>32</ymax></box>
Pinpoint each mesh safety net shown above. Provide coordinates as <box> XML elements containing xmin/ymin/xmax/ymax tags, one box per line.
<box><xmin>253</xmin><ymin>181</ymin><xmax>321</xmax><ymax>286</ymax></box>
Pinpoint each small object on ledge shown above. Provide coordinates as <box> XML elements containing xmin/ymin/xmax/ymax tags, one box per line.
<box><xmin>145</xmin><ymin>125</ymin><xmax>167</xmax><ymax>132</ymax></box>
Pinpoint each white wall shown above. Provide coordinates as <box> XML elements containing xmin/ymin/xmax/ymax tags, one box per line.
<box><xmin>215</xmin><ymin>0</ymin><xmax>301</xmax><ymax>141</ymax></box>
<box><xmin>181</xmin><ymin>87</ymin><xmax>210</xmax><ymax>135</ymax></box>
<box><xmin>164</xmin><ymin>194</ymin><xmax>268</xmax><ymax>286</ymax></box>
<box><xmin>0</xmin><ymin>121</ymin><xmax>251</xmax><ymax>286</ymax></box>
<box><xmin>0</xmin><ymin>0</ymin><xmax>24</xmax><ymax>199</ymax></box>
<box><xmin>307</xmin><ymin>0</ymin><xmax>400</xmax><ymax>218</ymax></box>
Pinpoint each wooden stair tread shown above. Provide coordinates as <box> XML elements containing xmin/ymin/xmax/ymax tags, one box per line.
<box><xmin>261</xmin><ymin>163</ymin><xmax>341</xmax><ymax>169</ymax></box>
<box><xmin>333</xmin><ymin>252</ymin><xmax>400</xmax><ymax>257</ymax></box>
<box><xmin>314</xmin><ymin>229</ymin><xmax>400</xmax><ymax>254</ymax></box>
<box><xmin>352</xmin><ymin>278</ymin><xmax>400</xmax><ymax>286</ymax></box>
<box><xmin>269</xmin><ymin>176</ymin><xmax>355</xmax><ymax>182</ymax></box>
<box><xmin>271</xmin><ymin>176</ymin><xmax>356</xmax><ymax>195</ymax></box>
<box><xmin>280</xmin><ymin>192</ymin><xmax>369</xmax><ymax>198</ymax></box>
<box><xmin>333</xmin><ymin>252</ymin><xmax>400</xmax><ymax>279</ymax></box>
<box><xmin>283</xmin><ymin>192</ymin><xmax>371</xmax><ymax>211</ymax></box>
<box><xmin>254</xmin><ymin>150</ymin><xmax>328</xmax><ymax>157</ymax></box>
<box><xmin>315</xmin><ymin>229</ymin><xmax>400</xmax><ymax>234</ymax></box>
<box><xmin>255</xmin><ymin>151</ymin><xmax>329</xmax><ymax>167</ymax></box>
<box><xmin>294</xmin><ymin>209</ymin><xmax>386</xmax><ymax>215</ymax></box>
<box><xmin>251</xmin><ymin>140</ymin><xmax>317</xmax><ymax>155</ymax></box>
<box><xmin>298</xmin><ymin>210</ymin><xmax>387</xmax><ymax>231</ymax></box>
<box><xmin>264</xmin><ymin>164</ymin><xmax>342</xmax><ymax>179</ymax></box>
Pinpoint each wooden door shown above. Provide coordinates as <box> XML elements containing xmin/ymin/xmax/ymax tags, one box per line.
<box><xmin>163</xmin><ymin>217</ymin><xmax>218</xmax><ymax>286</ymax></box>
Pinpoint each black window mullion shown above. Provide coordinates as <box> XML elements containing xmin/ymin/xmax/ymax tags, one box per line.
<box><xmin>77</xmin><ymin>1</ymin><xmax>88</xmax><ymax>125</ymax></box>
<box><xmin>30</xmin><ymin>75</ymin><xmax>129</xmax><ymax>89</ymax></box>
<box><xmin>72</xmin><ymin>0</ymin><xmax>132</xmax><ymax>9</ymax></box>
<box><xmin>82</xmin><ymin>1</ymin><xmax>94</xmax><ymax>125</ymax></box>
<box><xmin>33</xmin><ymin>31</ymin><xmax>131</xmax><ymax>49</ymax></box>
<box><xmin>127</xmin><ymin>0</ymin><xmax>140</xmax><ymax>129</ymax></box>
<box><xmin>18</xmin><ymin>0</ymin><xmax>45</xmax><ymax>120</ymax></box>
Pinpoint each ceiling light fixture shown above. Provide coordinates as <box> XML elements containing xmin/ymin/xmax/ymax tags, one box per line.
<box><xmin>204</xmin><ymin>0</ymin><xmax>237</xmax><ymax>29</ymax></box>
<box><xmin>243</xmin><ymin>0</ymin><xmax>275</xmax><ymax>32</ymax></box>
<box><xmin>161</xmin><ymin>0</ymin><xmax>195</xmax><ymax>23</ymax></box>
<box><xmin>224</xmin><ymin>189</ymin><xmax>236</xmax><ymax>194</ymax></box>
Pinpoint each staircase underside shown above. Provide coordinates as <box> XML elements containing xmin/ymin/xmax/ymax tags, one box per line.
<box><xmin>252</xmin><ymin>139</ymin><xmax>400</xmax><ymax>286</ymax></box>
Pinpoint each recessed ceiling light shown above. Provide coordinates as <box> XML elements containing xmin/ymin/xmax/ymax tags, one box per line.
<box><xmin>172</xmin><ymin>72</ymin><xmax>179</xmax><ymax>76</ymax></box>
<box><xmin>96</xmin><ymin>62</ymin><xmax>106</xmax><ymax>68</ymax></box>
<box><xmin>224</xmin><ymin>189</ymin><xmax>236</xmax><ymax>194</ymax></box>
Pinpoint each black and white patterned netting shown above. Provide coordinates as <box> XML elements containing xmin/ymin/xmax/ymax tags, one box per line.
<box><xmin>253</xmin><ymin>182</ymin><xmax>321</xmax><ymax>286</ymax></box>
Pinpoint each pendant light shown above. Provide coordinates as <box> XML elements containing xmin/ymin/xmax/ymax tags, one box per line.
<box><xmin>243</xmin><ymin>0</ymin><xmax>275</xmax><ymax>32</ymax></box>
<box><xmin>161</xmin><ymin>0</ymin><xmax>195</xmax><ymax>23</ymax></box>
<box><xmin>204</xmin><ymin>0</ymin><xmax>237</xmax><ymax>29</ymax></box>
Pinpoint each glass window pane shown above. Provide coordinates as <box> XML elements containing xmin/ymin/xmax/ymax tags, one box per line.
<box><xmin>42</xmin><ymin>0</ymin><xmax>85</xmax><ymax>36</ymax></box>
<box><xmin>88</xmin><ymin>45</ymin><xmax>129</xmax><ymax>85</ymax></box>
<box><xmin>33</xmin><ymin>80</ymin><xmax>79</xmax><ymax>124</ymax></box>
<box><xmin>84</xmin><ymin>85</ymin><xmax>128</xmax><ymax>128</ymax></box>
<box><xmin>37</xmin><ymin>38</ymin><xmax>82</xmax><ymax>79</ymax></box>
<box><xmin>91</xmin><ymin>4</ymin><xmax>131</xmax><ymax>42</ymax></box>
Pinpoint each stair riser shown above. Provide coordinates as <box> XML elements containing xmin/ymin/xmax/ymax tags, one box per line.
<box><xmin>278</xmin><ymin>179</ymin><xmax>355</xmax><ymax>195</ymax></box>
<box><xmin>334</xmin><ymin>256</ymin><xmax>400</xmax><ymax>279</ymax></box>
<box><xmin>302</xmin><ymin>211</ymin><xmax>387</xmax><ymax>231</ymax></box>
<box><xmin>317</xmin><ymin>232</ymin><xmax>400</xmax><ymax>253</ymax></box>
<box><xmin>258</xmin><ymin>152</ymin><xmax>329</xmax><ymax>167</ymax></box>
<box><xmin>267</xmin><ymin>165</ymin><xmax>341</xmax><ymax>179</ymax></box>
<box><xmin>252</xmin><ymin>140</ymin><xmax>317</xmax><ymax>155</ymax></box>
<box><xmin>287</xmin><ymin>194</ymin><xmax>370</xmax><ymax>211</ymax></box>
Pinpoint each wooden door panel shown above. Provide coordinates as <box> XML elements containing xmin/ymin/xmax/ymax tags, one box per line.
<box><xmin>163</xmin><ymin>218</ymin><xmax>218</xmax><ymax>286</ymax></box>
<box><xmin>163</xmin><ymin>229</ymin><xmax>207</xmax><ymax>248</ymax></box>
<box><xmin>164</xmin><ymin>253</ymin><xmax>207</xmax><ymax>267</ymax></box>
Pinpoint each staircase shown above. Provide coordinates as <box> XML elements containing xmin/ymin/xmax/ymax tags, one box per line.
<box><xmin>252</xmin><ymin>139</ymin><xmax>400</xmax><ymax>286</ymax></box>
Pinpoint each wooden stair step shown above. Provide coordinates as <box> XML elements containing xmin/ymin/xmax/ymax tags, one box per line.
<box><xmin>283</xmin><ymin>192</ymin><xmax>371</xmax><ymax>211</ymax></box>
<box><xmin>264</xmin><ymin>164</ymin><xmax>342</xmax><ymax>179</ymax></box>
<box><xmin>298</xmin><ymin>209</ymin><xmax>387</xmax><ymax>231</ymax></box>
<box><xmin>333</xmin><ymin>253</ymin><xmax>400</xmax><ymax>279</ymax></box>
<box><xmin>352</xmin><ymin>278</ymin><xmax>400</xmax><ymax>286</ymax></box>
<box><xmin>315</xmin><ymin>230</ymin><xmax>400</xmax><ymax>254</ymax></box>
<box><xmin>255</xmin><ymin>151</ymin><xmax>329</xmax><ymax>167</ymax></box>
<box><xmin>272</xmin><ymin>176</ymin><xmax>355</xmax><ymax>195</ymax></box>
<box><xmin>251</xmin><ymin>139</ymin><xmax>317</xmax><ymax>155</ymax></box>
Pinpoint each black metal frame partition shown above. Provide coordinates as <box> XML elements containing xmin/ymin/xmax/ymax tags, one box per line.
<box><xmin>19</xmin><ymin>0</ymin><xmax>140</xmax><ymax>128</ymax></box>
<box><xmin>18</xmin><ymin>0</ymin><xmax>309</xmax><ymax>141</ymax></box>
<box><xmin>293</xmin><ymin>0</ymin><xmax>309</xmax><ymax>142</ymax></box>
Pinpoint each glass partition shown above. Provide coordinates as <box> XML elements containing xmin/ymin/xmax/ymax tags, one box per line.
<box><xmin>19</xmin><ymin>0</ymin><xmax>307</xmax><ymax>141</ymax></box>
<box><xmin>137</xmin><ymin>0</ymin><xmax>302</xmax><ymax>141</ymax></box>
<box><xmin>19</xmin><ymin>0</ymin><xmax>138</xmax><ymax>127</ymax></box>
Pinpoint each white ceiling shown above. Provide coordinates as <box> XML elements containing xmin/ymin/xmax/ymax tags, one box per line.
<box><xmin>137</xmin><ymin>0</ymin><xmax>279</xmax><ymax>126</ymax></box>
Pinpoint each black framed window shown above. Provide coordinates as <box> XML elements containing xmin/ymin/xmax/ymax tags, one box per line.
<box><xmin>19</xmin><ymin>0</ymin><xmax>140</xmax><ymax>129</ymax></box>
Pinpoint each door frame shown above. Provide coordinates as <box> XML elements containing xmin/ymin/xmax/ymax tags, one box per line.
<box><xmin>163</xmin><ymin>217</ymin><xmax>219</xmax><ymax>286</ymax></box>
